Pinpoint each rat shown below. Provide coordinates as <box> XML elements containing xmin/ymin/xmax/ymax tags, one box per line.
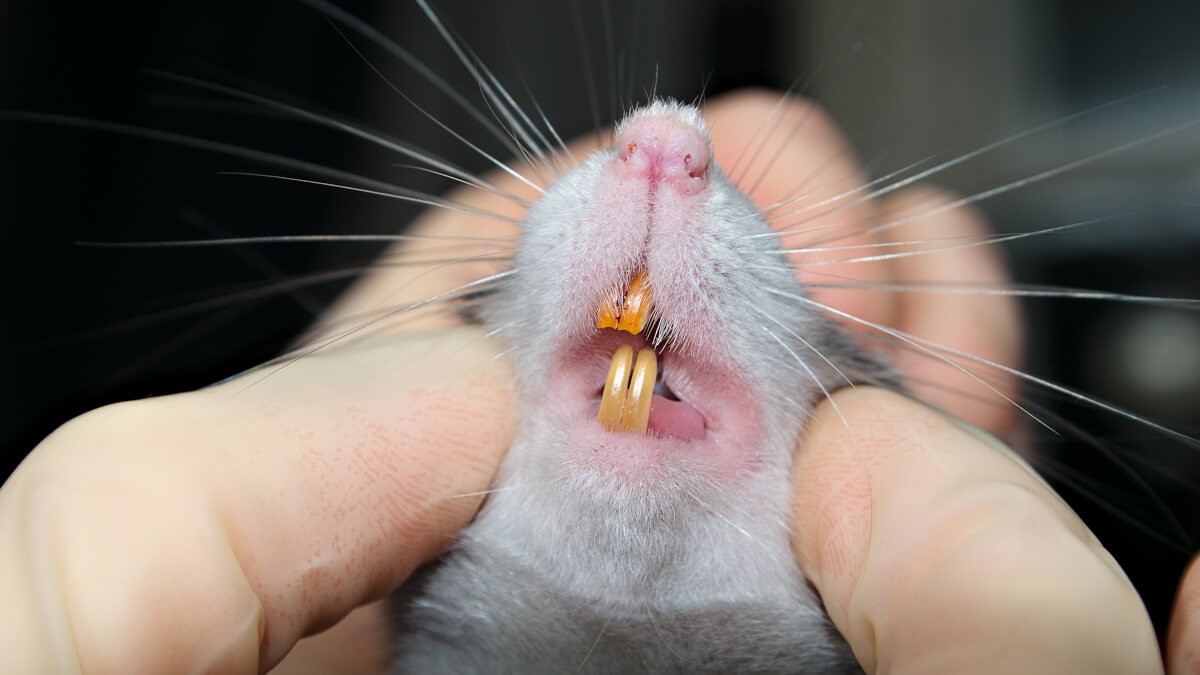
<box><xmin>387</xmin><ymin>100</ymin><xmax>888</xmax><ymax>672</ymax></box>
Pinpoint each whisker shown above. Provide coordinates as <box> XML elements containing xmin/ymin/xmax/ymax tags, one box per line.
<box><xmin>76</xmin><ymin>233</ymin><xmax>518</xmax><ymax>248</ymax></box>
<box><xmin>293</xmin><ymin>0</ymin><xmax>525</xmax><ymax>160</ymax></box>
<box><xmin>725</xmin><ymin>79</ymin><xmax>804</xmax><ymax>181</ymax></box>
<box><xmin>324</xmin><ymin>19</ymin><xmax>541</xmax><ymax>204</ymax></box>
<box><xmin>766</xmin><ymin>88</ymin><xmax>1173</xmax><ymax>239</ymax></box>
<box><xmin>232</xmin><ymin>268</ymin><xmax>518</xmax><ymax>390</ymax></box>
<box><xmin>748</xmin><ymin>150</ymin><xmax>943</xmax><ymax>225</ymax></box>
<box><xmin>575</xmin><ymin>615</ymin><xmax>612</xmax><ymax>674</ymax></box>
<box><xmin>787</xmin><ymin>287</ymin><xmax>1200</xmax><ymax>448</ymax></box>
<box><xmin>146</xmin><ymin>69</ymin><xmax>531</xmax><ymax>200</ymax></box>
<box><xmin>217</xmin><ymin>171</ymin><xmax>522</xmax><ymax>224</ymax></box>
<box><xmin>758</xmin><ymin>324</ymin><xmax>862</xmax><ymax>457</ymax></box>
<box><xmin>797</xmin><ymin>280</ymin><xmax>1200</xmax><ymax>308</ymax></box>
<box><xmin>646</xmin><ymin>612</ymin><xmax>685</xmax><ymax>663</ymax></box>
<box><xmin>475</xmin><ymin>54</ymin><xmax>562</xmax><ymax>178</ymax></box>
<box><xmin>685</xmin><ymin>491</ymin><xmax>769</xmax><ymax>550</ymax></box>
<box><xmin>732</xmin><ymin>12</ymin><xmax>865</xmax><ymax>192</ymax></box>
<box><xmin>895</xmin><ymin>368</ymin><xmax>1195</xmax><ymax>550</ymax></box>
<box><xmin>416</xmin><ymin>0</ymin><xmax>554</xmax><ymax>190</ymax></box>
<box><xmin>768</xmin><ymin>286</ymin><xmax>1049</xmax><ymax>431</ymax></box>
<box><xmin>0</xmin><ymin>111</ymin><xmax>512</xmax><ymax>222</ymax></box>
<box><xmin>757</xmin><ymin>313</ymin><xmax>855</xmax><ymax>390</ymax></box>
<box><xmin>790</xmin><ymin>207</ymin><xmax>1175</xmax><ymax>269</ymax></box>
<box><xmin>512</xmin><ymin>67</ymin><xmax>574</xmax><ymax>170</ymax></box>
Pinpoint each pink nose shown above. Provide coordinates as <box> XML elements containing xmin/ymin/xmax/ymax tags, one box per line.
<box><xmin>616</xmin><ymin>115</ymin><xmax>710</xmax><ymax>196</ymax></box>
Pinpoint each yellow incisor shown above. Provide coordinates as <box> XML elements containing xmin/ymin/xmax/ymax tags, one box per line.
<box><xmin>597</xmin><ymin>346</ymin><xmax>658</xmax><ymax>434</ymax></box>
<box><xmin>597</xmin><ymin>268</ymin><xmax>654</xmax><ymax>335</ymax></box>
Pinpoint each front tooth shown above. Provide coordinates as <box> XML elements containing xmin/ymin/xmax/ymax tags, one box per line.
<box><xmin>616</xmin><ymin>269</ymin><xmax>654</xmax><ymax>335</ymax></box>
<box><xmin>595</xmin><ymin>267</ymin><xmax>654</xmax><ymax>336</ymax></box>
<box><xmin>599</xmin><ymin>345</ymin><xmax>633</xmax><ymax>431</ymax></box>
<box><xmin>619</xmin><ymin>348</ymin><xmax>657</xmax><ymax>434</ymax></box>
<box><xmin>597</xmin><ymin>346</ymin><xmax>657</xmax><ymax>434</ymax></box>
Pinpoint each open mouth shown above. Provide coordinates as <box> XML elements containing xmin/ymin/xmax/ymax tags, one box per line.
<box><xmin>591</xmin><ymin>267</ymin><xmax>707</xmax><ymax>441</ymax></box>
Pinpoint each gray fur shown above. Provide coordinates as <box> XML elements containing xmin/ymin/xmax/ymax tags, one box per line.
<box><xmin>390</xmin><ymin>101</ymin><xmax>884</xmax><ymax>673</ymax></box>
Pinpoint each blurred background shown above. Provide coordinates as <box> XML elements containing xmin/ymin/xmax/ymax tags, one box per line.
<box><xmin>2</xmin><ymin>0</ymin><xmax>1199</xmax><ymax>637</ymax></box>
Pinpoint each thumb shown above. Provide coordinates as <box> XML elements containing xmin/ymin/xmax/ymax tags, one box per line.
<box><xmin>0</xmin><ymin>327</ymin><xmax>514</xmax><ymax>673</ymax></box>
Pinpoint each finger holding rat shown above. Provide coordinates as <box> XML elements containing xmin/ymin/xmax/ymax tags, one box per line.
<box><xmin>1168</xmin><ymin>555</ymin><xmax>1200</xmax><ymax>675</ymax></box>
<box><xmin>873</xmin><ymin>186</ymin><xmax>1024</xmax><ymax>436</ymax></box>
<box><xmin>705</xmin><ymin>92</ymin><xmax>1021</xmax><ymax>432</ymax></box>
<box><xmin>0</xmin><ymin>327</ymin><xmax>515</xmax><ymax>673</ymax></box>
<box><xmin>792</xmin><ymin>387</ymin><xmax>1160</xmax><ymax>674</ymax></box>
<box><xmin>705</xmin><ymin>90</ymin><xmax>902</xmax><ymax>330</ymax></box>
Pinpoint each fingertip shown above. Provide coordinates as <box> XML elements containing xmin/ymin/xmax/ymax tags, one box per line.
<box><xmin>1169</xmin><ymin>555</ymin><xmax>1200</xmax><ymax>675</ymax></box>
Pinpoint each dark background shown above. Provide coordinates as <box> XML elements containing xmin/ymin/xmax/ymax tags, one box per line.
<box><xmin>3</xmin><ymin>0</ymin><xmax>1200</xmax><ymax>639</ymax></box>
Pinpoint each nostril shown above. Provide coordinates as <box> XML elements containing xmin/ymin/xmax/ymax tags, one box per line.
<box><xmin>615</xmin><ymin>117</ymin><xmax>710</xmax><ymax>195</ymax></box>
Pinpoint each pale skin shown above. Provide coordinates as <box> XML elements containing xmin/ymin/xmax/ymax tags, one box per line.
<box><xmin>1</xmin><ymin>90</ymin><xmax>1196</xmax><ymax>674</ymax></box>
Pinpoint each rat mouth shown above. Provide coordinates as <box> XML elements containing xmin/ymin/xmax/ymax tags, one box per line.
<box><xmin>590</xmin><ymin>266</ymin><xmax>707</xmax><ymax>440</ymax></box>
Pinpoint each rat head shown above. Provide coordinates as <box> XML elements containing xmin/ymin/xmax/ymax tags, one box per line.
<box><xmin>486</xmin><ymin>100</ymin><xmax>862</xmax><ymax>496</ymax></box>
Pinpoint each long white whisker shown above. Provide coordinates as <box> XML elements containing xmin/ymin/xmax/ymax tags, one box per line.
<box><xmin>146</xmin><ymin>69</ymin><xmax>530</xmax><ymax>200</ymax></box>
<box><xmin>756</xmin><ymin>313</ymin><xmax>855</xmax><ymax>390</ymax></box>
<box><xmin>217</xmin><ymin>171</ymin><xmax>521</xmax><ymax>224</ymax></box>
<box><xmin>292</xmin><ymin>0</ymin><xmax>525</xmax><ymax>159</ymax></box>
<box><xmin>0</xmin><ymin>110</ymin><xmax>509</xmax><ymax>219</ymax></box>
<box><xmin>476</xmin><ymin>57</ymin><xmax>561</xmax><ymax>177</ymax></box>
<box><xmin>749</xmin><ymin>150</ymin><xmax>943</xmax><ymax>224</ymax></box>
<box><xmin>790</xmin><ymin>207</ymin><xmax>1172</xmax><ymax>268</ymax></box>
<box><xmin>767</xmin><ymin>286</ymin><xmax>1050</xmax><ymax>431</ymax></box>
<box><xmin>758</xmin><ymin>325</ymin><xmax>860</xmax><ymax>453</ymax></box>
<box><xmin>324</xmin><ymin>19</ymin><xmax>540</xmax><ymax>205</ymax></box>
<box><xmin>781</xmin><ymin>287</ymin><xmax>1200</xmax><ymax>447</ymax></box>
<box><xmin>764</xmin><ymin>88</ymin><xmax>1171</xmax><ymax>238</ymax></box>
<box><xmin>795</xmin><ymin>279</ymin><xmax>1200</xmax><ymax>308</ymax></box>
<box><xmin>416</xmin><ymin>0</ymin><xmax>553</xmax><ymax>191</ymax></box>
<box><xmin>685</xmin><ymin>491</ymin><xmax>768</xmax><ymax>550</ymax></box>
<box><xmin>76</xmin><ymin>233</ymin><xmax>518</xmax><ymax>248</ymax></box>
<box><xmin>725</xmin><ymin>80</ymin><xmax>804</xmax><ymax>181</ymax></box>
<box><xmin>236</xmin><ymin>269</ymin><xmax>518</xmax><ymax>388</ymax></box>
<box><xmin>514</xmin><ymin>71</ymin><xmax>577</xmax><ymax>169</ymax></box>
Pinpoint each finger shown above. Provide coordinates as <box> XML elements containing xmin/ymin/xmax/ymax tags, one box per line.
<box><xmin>1168</xmin><ymin>554</ymin><xmax>1200</xmax><ymax>675</ymax></box>
<box><xmin>708</xmin><ymin>92</ymin><xmax>1022</xmax><ymax>432</ymax></box>
<box><xmin>0</xmin><ymin>327</ymin><xmax>515</xmax><ymax>673</ymax></box>
<box><xmin>875</xmin><ymin>187</ymin><xmax>1023</xmax><ymax>436</ymax></box>
<box><xmin>792</xmin><ymin>387</ymin><xmax>1160</xmax><ymax>674</ymax></box>
<box><xmin>705</xmin><ymin>90</ymin><xmax>899</xmax><ymax>329</ymax></box>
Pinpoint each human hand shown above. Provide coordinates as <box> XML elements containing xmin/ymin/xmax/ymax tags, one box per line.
<box><xmin>3</xmin><ymin>89</ymin><xmax>1195</xmax><ymax>674</ymax></box>
<box><xmin>1</xmin><ymin>326</ymin><xmax>515</xmax><ymax>673</ymax></box>
<box><xmin>694</xmin><ymin>91</ymin><xmax>1173</xmax><ymax>674</ymax></box>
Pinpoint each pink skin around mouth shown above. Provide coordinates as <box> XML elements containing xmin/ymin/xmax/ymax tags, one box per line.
<box><xmin>536</xmin><ymin>108</ymin><xmax>764</xmax><ymax>475</ymax></box>
<box><xmin>545</xmin><ymin>330</ymin><xmax>764</xmax><ymax>476</ymax></box>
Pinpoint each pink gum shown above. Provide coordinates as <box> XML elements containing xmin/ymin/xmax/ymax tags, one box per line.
<box><xmin>616</xmin><ymin>115</ymin><xmax>710</xmax><ymax>196</ymax></box>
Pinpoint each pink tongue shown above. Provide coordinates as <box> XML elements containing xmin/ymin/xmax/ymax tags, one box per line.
<box><xmin>646</xmin><ymin>394</ymin><xmax>706</xmax><ymax>440</ymax></box>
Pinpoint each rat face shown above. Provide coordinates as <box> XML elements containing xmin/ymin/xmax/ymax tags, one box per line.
<box><xmin>485</xmin><ymin>100</ymin><xmax>877</xmax><ymax>503</ymax></box>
